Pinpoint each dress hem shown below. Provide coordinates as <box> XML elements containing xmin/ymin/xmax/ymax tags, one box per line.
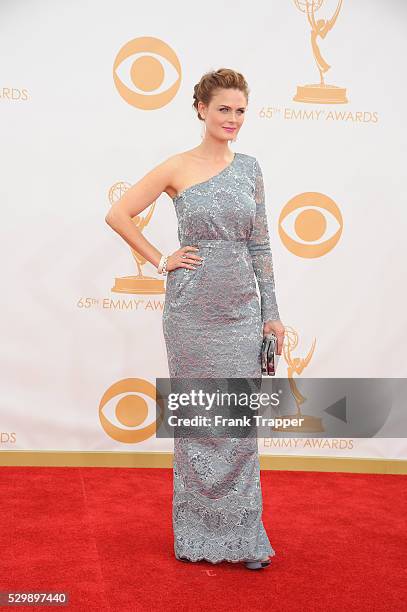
<box><xmin>175</xmin><ymin>548</ymin><xmax>276</xmax><ymax>565</ymax></box>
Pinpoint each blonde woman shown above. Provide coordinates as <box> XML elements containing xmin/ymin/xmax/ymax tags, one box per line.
<box><xmin>105</xmin><ymin>68</ymin><xmax>285</xmax><ymax>570</ymax></box>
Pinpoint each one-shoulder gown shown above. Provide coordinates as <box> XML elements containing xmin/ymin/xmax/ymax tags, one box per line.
<box><xmin>162</xmin><ymin>151</ymin><xmax>281</xmax><ymax>563</ymax></box>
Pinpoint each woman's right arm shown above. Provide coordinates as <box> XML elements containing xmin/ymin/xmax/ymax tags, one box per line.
<box><xmin>105</xmin><ymin>156</ymin><xmax>201</xmax><ymax>271</ymax></box>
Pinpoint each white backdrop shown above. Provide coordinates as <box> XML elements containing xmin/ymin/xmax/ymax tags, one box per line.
<box><xmin>1</xmin><ymin>0</ymin><xmax>406</xmax><ymax>460</ymax></box>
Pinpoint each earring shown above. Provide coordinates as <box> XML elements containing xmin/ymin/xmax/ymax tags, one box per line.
<box><xmin>200</xmin><ymin>120</ymin><xmax>206</xmax><ymax>139</ymax></box>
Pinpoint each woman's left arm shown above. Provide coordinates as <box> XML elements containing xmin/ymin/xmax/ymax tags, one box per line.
<box><xmin>247</xmin><ymin>158</ymin><xmax>285</xmax><ymax>353</ymax></box>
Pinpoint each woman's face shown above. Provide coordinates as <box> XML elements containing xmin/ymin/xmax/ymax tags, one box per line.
<box><xmin>198</xmin><ymin>88</ymin><xmax>247</xmax><ymax>142</ymax></box>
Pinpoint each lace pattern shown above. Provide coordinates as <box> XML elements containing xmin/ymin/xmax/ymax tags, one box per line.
<box><xmin>248</xmin><ymin>158</ymin><xmax>280</xmax><ymax>323</ymax></box>
<box><xmin>162</xmin><ymin>152</ymin><xmax>279</xmax><ymax>563</ymax></box>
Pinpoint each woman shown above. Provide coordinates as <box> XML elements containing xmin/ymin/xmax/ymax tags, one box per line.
<box><xmin>105</xmin><ymin>68</ymin><xmax>285</xmax><ymax>570</ymax></box>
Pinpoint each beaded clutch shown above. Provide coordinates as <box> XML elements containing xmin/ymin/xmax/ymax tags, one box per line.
<box><xmin>261</xmin><ymin>333</ymin><xmax>278</xmax><ymax>376</ymax></box>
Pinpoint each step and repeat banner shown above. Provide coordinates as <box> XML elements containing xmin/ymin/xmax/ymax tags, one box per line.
<box><xmin>1</xmin><ymin>0</ymin><xmax>406</xmax><ymax>461</ymax></box>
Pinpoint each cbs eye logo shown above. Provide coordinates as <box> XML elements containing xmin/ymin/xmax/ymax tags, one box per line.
<box><xmin>113</xmin><ymin>36</ymin><xmax>181</xmax><ymax>109</ymax></box>
<box><xmin>279</xmin><ymin>192</ymin><xmax>343</xmax><ymax>257</ymax></box>
<box><xmin>99</xmin><ymin>378</ymin><xmax>164</xmax><ymax>443</ymax></box>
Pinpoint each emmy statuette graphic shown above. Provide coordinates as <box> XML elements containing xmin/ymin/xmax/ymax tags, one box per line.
<box><xmin>273</xmin><ymin>326</ymin><xmax>323</xmax><ymax>433</ymax></box>
<box><xmin>108</xmin><ymin>182</ymin><xmax>165</xmax><ymax>294</ymax></box>
<box><xmin>293</xmin><ymin>0</ymin><xmax>348</xmax><ymax>104</ymax></box>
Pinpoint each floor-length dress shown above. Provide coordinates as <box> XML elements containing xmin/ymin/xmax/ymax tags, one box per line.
<box><xmin>162</xmin><ymin>151</ymin><xmax>280</xmax><ymax>563</ymax></box>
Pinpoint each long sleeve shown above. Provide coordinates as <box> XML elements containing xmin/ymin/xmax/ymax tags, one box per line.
<box><xmin>247</xmin><ymin>158</ymin><xmax>280</xmax><ymax>323</ymax></box>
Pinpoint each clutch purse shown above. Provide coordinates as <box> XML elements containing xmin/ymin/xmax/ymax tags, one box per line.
<box><xmin>261</xmin><ymin>333</ymin><xmax>278</xmax><ymax>376</ymax></box>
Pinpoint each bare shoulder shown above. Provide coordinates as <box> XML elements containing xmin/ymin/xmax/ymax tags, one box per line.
<box><xmin>162</xmin><ymin>149</ymin><xmax>197</xmax><ymax>199</ymax></box>
<box><xmin>166</xmin><ymin>148</ymin><xmax>198</xmax><ymax>168</ymax></box>
<box><xmin>150</xmin><ymin>153</ymin><xmax>181</xmax><ymax>178</ymax></box>
<box><xmin>135</xmin><ymin>153</ymin><xmax>182</xmax><ymax>202</ymax></box>
<box><xmin>162</xmin><ymin>151</ymin><xmax>186</xmax><ymax>172</ymax></box>
<box><xmin>105</xmin><ymin>153</ymin><xmax>186</xmax><ymax>221</ymax></box>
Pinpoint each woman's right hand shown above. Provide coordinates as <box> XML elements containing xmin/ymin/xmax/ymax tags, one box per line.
<box><xmin>166</xmin><ymin>245</ymin><xmax>203</xmax><ymax>272</ymax></box>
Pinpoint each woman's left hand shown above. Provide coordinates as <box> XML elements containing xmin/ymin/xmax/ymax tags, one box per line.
<box><xmin>263</xmin><ymin>319</ymin><xmax>285</xmax><ymax>355</ymax></box>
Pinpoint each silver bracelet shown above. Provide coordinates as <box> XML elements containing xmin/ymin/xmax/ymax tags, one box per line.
<box><xmin>157</xmin><ymin>255</ymin><xmax>169</xmax><ymax>275</ymax></box>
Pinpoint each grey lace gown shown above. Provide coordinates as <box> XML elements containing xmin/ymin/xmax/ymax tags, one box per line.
<box><xmin>162</xmin><ymin>151</ymin><xmax>280</xmax><ymax>564</ymax></box>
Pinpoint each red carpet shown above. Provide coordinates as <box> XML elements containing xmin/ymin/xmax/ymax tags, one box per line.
<box><xmin>1</xmin><ymin>466</ymin><xmax>405</xmax><ymax>611</ymax></box>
